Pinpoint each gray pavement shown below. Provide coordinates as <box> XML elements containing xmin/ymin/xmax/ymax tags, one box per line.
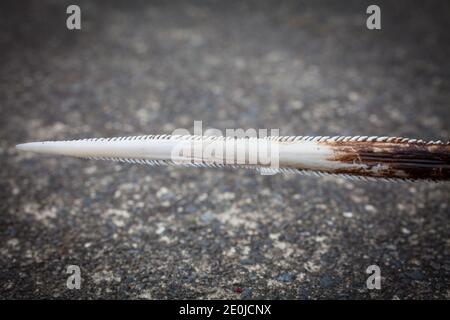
<box><xmin>0</xmin><ymin>0</ymin><xmax>449</xmax><ymax>299</ymax></box>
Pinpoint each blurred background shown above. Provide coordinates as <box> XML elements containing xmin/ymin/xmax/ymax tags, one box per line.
<box><xmin>0</xmin><ymin>0</ymin><xmax>449</xmax><ymax>299</ymax></box>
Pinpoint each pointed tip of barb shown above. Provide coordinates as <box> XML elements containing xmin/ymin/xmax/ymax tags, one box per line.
<box><xmin>16</xmin><ymin>142</ymin><xmax>46</xmax><ymax>153</ymax></box>
<box><xmin>16</xmin><ymin>143</ymin><xmax>31</xmax><ymax>151</ymax></box>
<box><xmin>15</xmin><ymin>141</ymin><xmax>75</xmax><ymax>156</ymax></box>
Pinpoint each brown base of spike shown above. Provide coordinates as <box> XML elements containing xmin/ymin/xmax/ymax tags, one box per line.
<box><xmin>324</xmin><ymin>140</ymin><xmax>450</xmax><ymax>181</ymax></box>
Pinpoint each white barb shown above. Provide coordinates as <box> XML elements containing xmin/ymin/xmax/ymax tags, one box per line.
<box><xmin>16</xmin><ymin>134</ymin><xmax>450</xmax><ymax>181</ymax></box>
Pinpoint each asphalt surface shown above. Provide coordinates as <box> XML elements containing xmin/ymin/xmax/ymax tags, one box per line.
<box><xmin>1</xmin><ymin>0</ymin><xmax>449</xmax><ymax>299</ymax></box>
